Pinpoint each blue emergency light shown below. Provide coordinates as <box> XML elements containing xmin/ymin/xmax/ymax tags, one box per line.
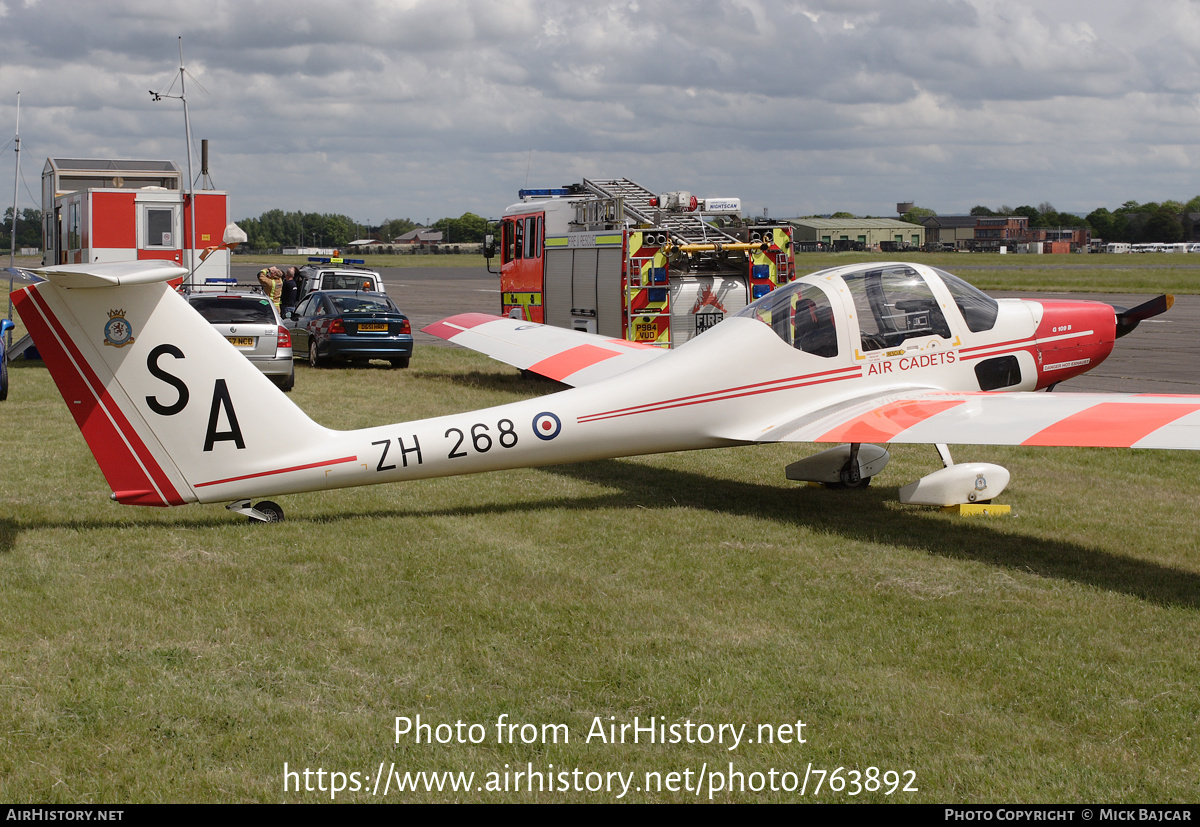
<box><xmin>307</xmin><ymin>257</ymin><xmax>366</xmax><ymax>265</ymax></box>
<box><xmin>518</xmin><ymin>188</ymin><xmax>572</xmax><ymax>199</ymax></box>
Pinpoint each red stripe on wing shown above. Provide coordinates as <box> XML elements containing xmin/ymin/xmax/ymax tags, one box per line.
<box><xmin>422</xmin><ymin>312</ymin><xmax>504</xmax><ymax>340</ymax></box>
<box><xmin>529</xmin><ymin>344</ymin><xmax>620</xmax><ymax>382</ymax></box>
<box><xmin>816</xmin><ymin>399</ymin><xmax>966</xmax><ymax>443</ymax></box>
<box><xmin>1021</xmin><ymin>402</ymin><xmax>1200</xmax><ymax>447</ymax></box>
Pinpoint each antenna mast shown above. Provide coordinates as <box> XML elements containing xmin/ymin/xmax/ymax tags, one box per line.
<box><xmin>6</xmin><ymin>91</ymin><xmax>19</xmax><ymax>346</ymax></box>
<box><xmin>150</xmin><ymin>38</ymin><xmax>198</xmax><ymax>283</ymax></box>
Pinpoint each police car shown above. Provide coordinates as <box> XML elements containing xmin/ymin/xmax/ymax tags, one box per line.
<box><xmin>296</xmin><ymin>257</ymin><xmax>385</xmax><ymax>300</ymax></box>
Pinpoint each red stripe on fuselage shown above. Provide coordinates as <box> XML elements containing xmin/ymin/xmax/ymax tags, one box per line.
<box><xmin>14</xmin><ymin>285</ymin><xmax>186</xmax><ymax>506</ymax></box>
<box><xmin>578</xmin><ymin>366</ymin><xmax>862</xmax><ymax>423</ymax></box>
<box><xmin>194</xmin><ymin>455</ymin><xmax>359</xmax><ymax>488</ymax></box>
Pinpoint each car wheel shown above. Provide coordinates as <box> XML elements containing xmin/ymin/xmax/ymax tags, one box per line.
<box><xmin>0</xmin><ymin>349</ymin><xmax>7</xmax><ymax>401</ymax></box>
<box><xmin>277</xmin><ymin>366</ymin><xmax>295</xmax><ymax>392</ymax></box>
<box><xmin>390</xmin><ymin>356</ymin><xmax>410</xmax><ymax>369</ymax></box>
<box><xmin>308</xmin><ymin>340</ymin><xmax>322</xmax><ymax>368</ymax></box>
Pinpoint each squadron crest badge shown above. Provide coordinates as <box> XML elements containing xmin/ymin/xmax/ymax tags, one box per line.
<box><xmin>103</xmin><ymin>309</ymin><xmax>135</xmax><ymax>348</ymax></box>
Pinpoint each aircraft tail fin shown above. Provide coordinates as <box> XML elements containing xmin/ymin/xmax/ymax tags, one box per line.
<box><xmin>13</xmin><ymin>261</ymin><xmax>330</xmax><ymax>506</ymax></box>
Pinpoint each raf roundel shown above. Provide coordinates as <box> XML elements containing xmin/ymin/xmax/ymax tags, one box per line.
<box><xmin>532</xmin><ymin>412</ymin><xmax>562</xmax><ymax>441</ymax></box>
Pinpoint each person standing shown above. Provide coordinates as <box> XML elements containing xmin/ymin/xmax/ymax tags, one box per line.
<box><xmin>257</xmin><ymin>266</ymin><xmax>283</xmax><ymax>312</ymax></box>
<box><xmin>281</xmin><ymin>267</ymin><xmax>299</xmax><ymax>316</ymax></box>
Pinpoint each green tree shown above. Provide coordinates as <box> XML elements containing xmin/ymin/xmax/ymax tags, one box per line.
<box><xmin>1087</xmin><ymin>207</ymin><xmax>1114</xmax><ymax>240</ymax></box>
<box><xmin>0</xmin><ymin>207</ymin><xmax>43</xmax><ymax>250</ymax></box>
<box><xmin>1014</xmin><ymin>205</ymin><xmax>1041</xmax><ymax>226</ymax></box>
<box><xmin>433</xmin><ymin>213</ymin><xmax>488</xmax><ymax>244</ymax></box>
<box><xmin>969</xmin><ymin>205</ymin><xmax>995</xmax><ymax>216</ymax></box>
<box><xmin>1143</xmin><ymin>206</ymin><xmax>1183</xmax><ymax>243</ymax></box>
<box><xmin>900</xmin><ymin>206</ymin><xmax>936</xmax><ymax>224</ymax></box>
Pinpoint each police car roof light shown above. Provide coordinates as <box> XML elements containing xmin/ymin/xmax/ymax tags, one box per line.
<box><xmin>307</xmin><ymin>257</ymin><xmax>366</xmax><ymax>265</ymax></box>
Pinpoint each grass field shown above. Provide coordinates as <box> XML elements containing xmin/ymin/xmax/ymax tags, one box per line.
<box><xmin>2</xmin><ymin>344</ymin><xmax>1199</xmax><ymax>803</ymax></box>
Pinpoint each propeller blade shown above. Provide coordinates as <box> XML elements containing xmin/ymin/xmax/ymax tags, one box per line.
<box><xmin>1115</xmin><ymin>294</ymin><xmax>1174</xmax><ymax>338</ymax></box>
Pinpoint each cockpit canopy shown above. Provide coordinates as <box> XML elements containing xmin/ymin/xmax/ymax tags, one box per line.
<box><xmin>734</xmin><ymin>280</ymin><xmax>840</xmax><ymax>357</ymax></box>
<box><xmin>735</xmin><ymin>262</ymin><xmax>1000</xmax><ymax>354</ymax></box>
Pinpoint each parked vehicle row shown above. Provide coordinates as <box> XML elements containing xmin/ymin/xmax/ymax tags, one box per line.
<box><xmin>181</xmin><ymin>260</ymin><xmax>413</xmax><ymax>390</ymax></box>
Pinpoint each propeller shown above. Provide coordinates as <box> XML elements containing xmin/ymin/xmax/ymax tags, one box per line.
<box><xmin>1114</xmin><ymin>294</ymin><xmax>1174</xmax><ymax>338</ymax></box>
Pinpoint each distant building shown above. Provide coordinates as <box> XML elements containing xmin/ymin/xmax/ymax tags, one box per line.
<box><xmin>924</xmin><ymin>215</ymin><xmax>1089</xmax><ymax>253</ymax></box>
<box><xmin>972</xmin><ymin>216</ymin><xmax>1030</xmax><ymax>251</ymax></box>
<box><xmin>789</xmin><ymin>218</ymin><xmax>924</xmax><ymax>250</ymax></box>
<box><xmin>922</xmin><ymin>215</ymin><xmax>977</xmax><ymax>250</ymax></box>
<box><xmin>394</xmin><ymin>227</ymin><xmax>444</xmax><ymax>245</ymax></box>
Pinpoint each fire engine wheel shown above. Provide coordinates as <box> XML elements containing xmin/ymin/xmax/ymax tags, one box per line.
<box><xmin>308</xmin><ymin>340</ymin><xmax>323</xmax><ymax>368</ymax></box>
<box><xmin>250</xmin><ymin>501</ymin><xmax>284</xmax><ymax>523</ymax></box>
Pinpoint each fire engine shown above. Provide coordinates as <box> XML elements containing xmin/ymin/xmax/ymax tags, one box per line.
<box><xmin>41</xmin><ymin>156</ymin><xmax>234</xmax><ymax>285</ymax></box>
<box><xmin>486</xmin><ymin>178</ymin><xmax>795</xmax><ymax>347</ymax></box>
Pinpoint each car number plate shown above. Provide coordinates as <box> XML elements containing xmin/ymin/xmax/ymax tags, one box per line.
<box><xmin>359</xmin><ymin>323</ymin><xmax>388</xmax><ymax>332</ymax></box>
<box><xmin>227</xmin><ymin>336</ymin><xmax>255</xmax><ymax>347</ymax></box>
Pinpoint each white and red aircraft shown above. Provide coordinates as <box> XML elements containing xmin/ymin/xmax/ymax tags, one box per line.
<box><xmin>8</xmin><ymin>259</ymin><xmax>1191</xmax><ymax>521</ymax></box>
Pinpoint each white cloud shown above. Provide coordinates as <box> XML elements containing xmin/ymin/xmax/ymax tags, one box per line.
<box><xmin>1</xmin><ymin>0</ymin><xmax>1199</xmax><ymax>222</ymax></box>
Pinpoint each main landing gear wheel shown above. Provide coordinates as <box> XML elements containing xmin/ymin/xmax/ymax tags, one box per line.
<box><xmin>826</xmin><ymin>475</ymin><xmax>872</xmax><ymax>490</ymax></box>
<box><xmin>827</xmin><ymin>443</ymin><xmax>872</xmax><ymax>489</ymax></box>
<box><xmin>251</xmin><ymin>501</ymin><xmax>284</xmax><ymax>523</ymax></box>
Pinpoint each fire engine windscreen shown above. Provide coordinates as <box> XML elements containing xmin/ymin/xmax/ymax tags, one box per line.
<box><xmin>737</xmin><ymin>281</ymin><xmax>839</xmax><ymax>358</ymax></box>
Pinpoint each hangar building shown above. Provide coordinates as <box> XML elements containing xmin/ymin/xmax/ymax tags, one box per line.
<box><xmin>789</xmin><ymin>218</ymin><xmax>924</xmax><ymax>250</ymax></box>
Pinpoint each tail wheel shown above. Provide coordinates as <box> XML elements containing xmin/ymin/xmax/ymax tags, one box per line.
<box><xmin>250</xmin><ymin>501</ymin><xmax>284</xmax><ymax>523</ymax></box>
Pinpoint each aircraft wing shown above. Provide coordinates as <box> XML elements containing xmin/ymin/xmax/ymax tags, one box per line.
<box><xmin>424</xmin><ymin>313</ymin><xmax>667</xmax><ymax>386</ymax></box>
<box><xmin>744</xmin><ymin>388</ymin><xmax>1200</xmax><ymax>450</ymax></box>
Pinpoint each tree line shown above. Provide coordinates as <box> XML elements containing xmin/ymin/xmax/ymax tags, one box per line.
<box><xmin>896</xmin><ymin>198</ymin><xmax>1200</xmax><ymax>244</ymax></box>
<box><xmin>234</xmin><ymin>210</ymin><xmax>489</xmax><ymax>250</ymax></box>
<box><xmin>0</xmin><ymin>208</ymin><xmax>43</xmax><ymax>251</ymax></box>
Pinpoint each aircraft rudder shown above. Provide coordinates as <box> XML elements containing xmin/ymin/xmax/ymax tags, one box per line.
<box><xmin>13</xmin><ymin>281</ymin><xmax>192</xmax><ymax>506</ymax></box>
<box><xmin>16</xmin><ymin>270</ymin><xmax>329</xmax><ymax>507</ymax></box>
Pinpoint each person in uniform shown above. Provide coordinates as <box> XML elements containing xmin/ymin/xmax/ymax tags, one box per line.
<box><xmin>257</xmin><ymin>266</ymin><xmax>283</xmax><ymax>312</ymax></box>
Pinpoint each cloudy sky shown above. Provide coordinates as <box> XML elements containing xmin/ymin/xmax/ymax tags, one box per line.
<box><xmin>2</xmin><ymin>0</ymin><xmax>1200</xmax><ymax>226</ymax></box>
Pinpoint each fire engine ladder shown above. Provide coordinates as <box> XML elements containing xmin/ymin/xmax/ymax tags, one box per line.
<box><xmin>582</xmin><ymin>177</ymin><xmax>740</xmax><ymax>246</ymax></box>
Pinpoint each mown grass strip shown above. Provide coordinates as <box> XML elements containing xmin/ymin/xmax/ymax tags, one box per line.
<box><xmin>1</xmin><ymin>347</ymin><xmax>1198</xmax><ymax>802</ymax></box>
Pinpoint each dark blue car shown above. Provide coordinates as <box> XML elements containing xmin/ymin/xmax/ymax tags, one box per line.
<box><xmin>286</xmin><ymin>290</ymin><xmax>413</xmax><ymax>368</ymax></box>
